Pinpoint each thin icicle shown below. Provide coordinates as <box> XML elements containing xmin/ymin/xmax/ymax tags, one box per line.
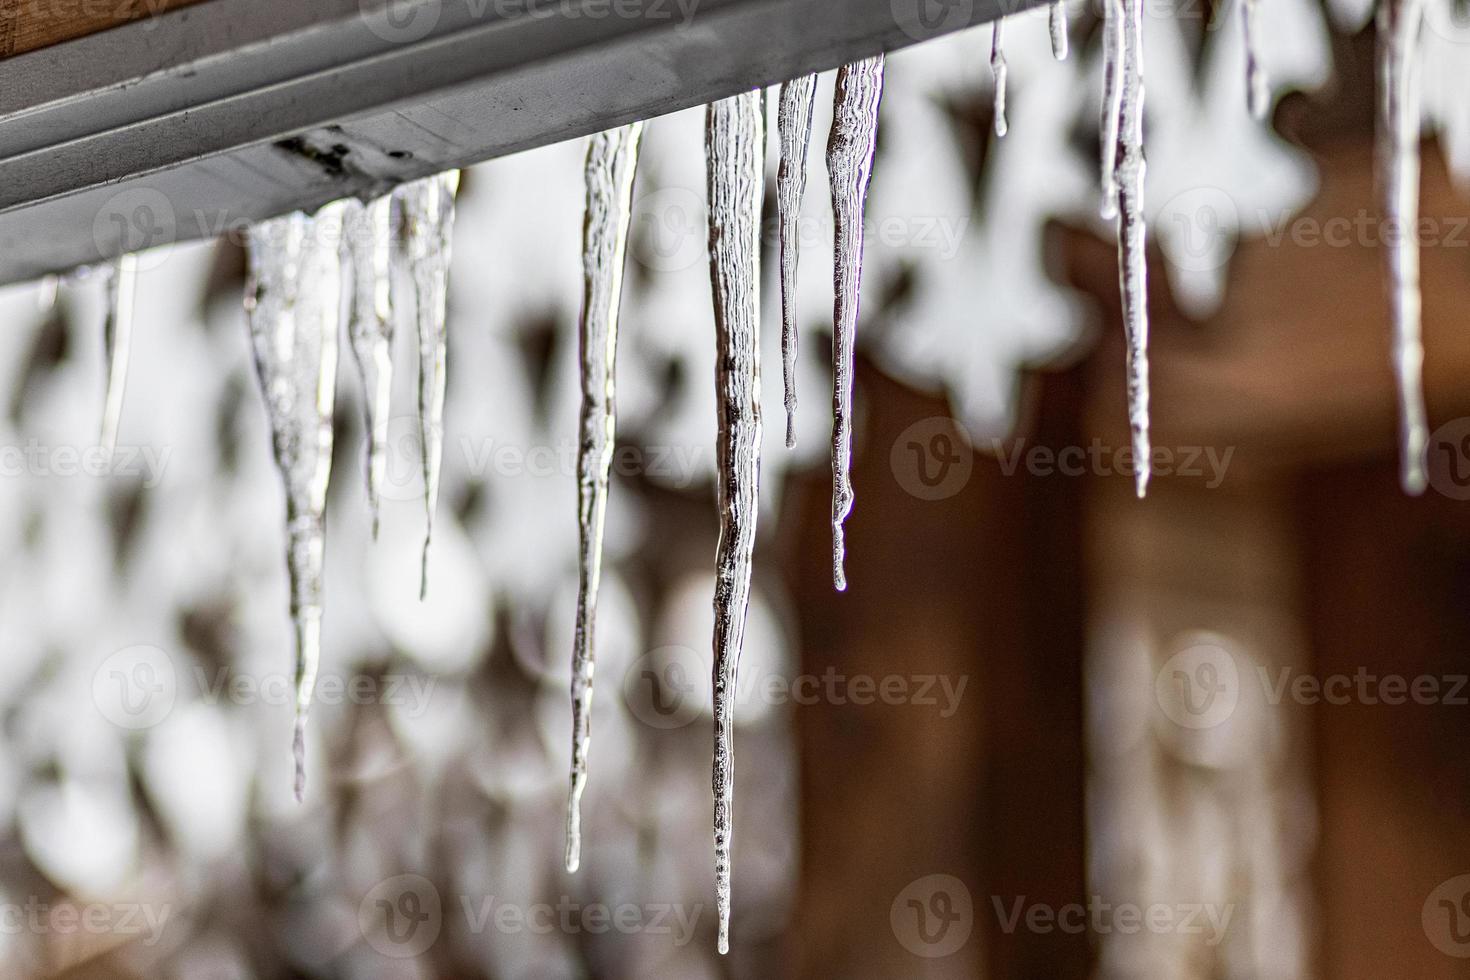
<box><xmin>99</xmin><ymin>254</ymin><xmax>136</xmax><ymax>455</ymax></box>
<box><xmin>36</xmin><ymin>274</ymin><xmax>59</xmax><ymax>312</ymax></box>
<box><xmin>827</xmin><ymin>56</ymin><xmax>884</xmax><ymax>593</ymax></box>
<box><xmin>1379</xmin><ymin>0</ymin><xmax>1429</xmax><ymax>494</ymax></box>
<box><xmin>342</xmin><ymin>196</ymin><xmax>395</xmax><ymax>537</ymax></box>
<box><xmin>777</xmin><ymin>75</ymin><xmax>817</xmax><ymax>449</ymax></box>
<box><xmin>395</xmin><ymin>172</ymin><xmax>461</xmax><ymax>598</ymax></box>
<box><xmin>705</xmin><ymin>90</ymin><xmax>763</xmax><ymax>957</ymax></box>
<box><xmin>244</xmin><ymin>204</ymin><xmax>344</xmax><ymax>802</ymax></box>
<box><xmin>1110</xmin><ymin>0</ymin><xmax>1151</xmax><ymax>497</ymax></box>
<box><xmin>1049</xmin><ymin>1</ymin><xmax>1069</xmax><ymax>61</ymax></box>
<box><xmin>1241</xmin><ymin>0</ymin><xmax>1269</xmax><ymax>120</ymax></box>
<box><xmin>1100</xmin><ymin>0</ymin><xmax>1125</xmax><ymax>219</ymax></box>
<box><xmin>991</xmin><ymin>22</ymin><xmax>1009</xmax><ymax>138</ymax></box>
<box><xmin>566</xmin><ymin>122</ymin><xmax>644</xmax><ymax>875</ymax></box>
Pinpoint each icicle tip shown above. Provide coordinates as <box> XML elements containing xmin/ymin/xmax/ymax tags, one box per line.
<box><xmin>292</xmin><ymin>717</ymin><xmax>307</xmax><ymax>803</ymax></box>
<box><xmin>565</xmin><ymin>778</ymin><xmax>584</xmax><ymax>873</ymax></box>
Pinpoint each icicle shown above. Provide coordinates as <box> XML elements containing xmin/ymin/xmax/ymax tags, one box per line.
<box><xmin>827</xmin><ymin>56</ymin><xmax>884</xmax><ymax>593</ymax></box>
<box><xmin>1379</xmin><ymin>0</ymin><xmax>1429</xmax><ymax>494</ymax></box>
<box><xmin>395</xmin><ymin>172</ymin><xmax>461</xmax><ymax>597</ymax></box>
<box><xmin>705</xmin><ymin>90</ymin><xmax>764</xmax><ymax>957</ymax></box>
<box><xmin>244</xmin><ymin>204</ymin><xmax>345</xmax><ymax>801</ymax></box>
<box><xmin>1099</xmin><ymin>0</ymin><xmax>1124</xmax><ymax>219</ymax></box>
<box><xmin>1109</xmin><ymin>0</ymin><xmax>1151</xmax><ymax>497</ymax></box>
<box><xmin>566</xmin><ymin>122</ymin><xmax>644</xmax><ymax>875</ymax></box>
<box><xmin>1049</xmin><ymin>1</ymin><xmax>1069</xmax><ymax>61</ymax></box>
<box><xmin>99</xmin><ymin>254</ymin><xmax>136</xmax><ymax>456</ymax></box>
<box><xmin>342</xmin><ymin>196</ymin><xmax>395</xmax><ymax>537</ymax></box>
<box><xmin>777</xmin><ymin>75</ymin><xmax>817</xmax><ymax>449</ymax></box>
<box><xmin>1241</xmin><ymin>0</ymin><xmax>1268</xmax><ymax>120</ymax></box>
<box><xmin>991</xmin><ymin>22</ymin><xmax>1009</xmax><ymax>138</ymax></box>
<box><xmin>36</xmin><ymin>274</ymin><xmax>59</xmax><ymax>312</ymax></box>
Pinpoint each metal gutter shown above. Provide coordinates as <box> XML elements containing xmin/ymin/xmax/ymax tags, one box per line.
<box><xmin>0</xmin><ymin>0</ymin><xmax>1035</xmax><ymax>282</ymax></box>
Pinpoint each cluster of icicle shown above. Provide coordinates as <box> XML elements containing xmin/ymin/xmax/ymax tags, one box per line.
<box><xmin>72</xmin><ymin>0</ymin><xmax>1440</xmax><ymax>956</ymax></box>
<box><xmin>239</xmin><ymin>173</ymin><xmax>461</xmax><ymax>801</ymax></box>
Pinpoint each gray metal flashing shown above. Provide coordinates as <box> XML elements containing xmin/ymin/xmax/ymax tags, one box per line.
<box><xmin>0</xmin><ymin>0</ymin><xmax>1035</xmax><ymax>282</ymax></box>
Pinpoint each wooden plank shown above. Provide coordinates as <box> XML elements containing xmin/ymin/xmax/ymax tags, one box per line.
<box><xmin>0</xmin><ymin>0</ymin><xmax>212</xmax><ymax>59</ymax></box>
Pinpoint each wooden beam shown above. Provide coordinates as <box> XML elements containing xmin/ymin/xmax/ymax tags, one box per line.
<box><xmin>0</xmin><ymin>0</ymin><xmax>210</xmax><ymax>58</ymax></box>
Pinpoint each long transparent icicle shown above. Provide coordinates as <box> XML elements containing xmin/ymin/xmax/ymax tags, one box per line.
<box><xmin>343</xmin><ymin>196</ymin><xmax>395</xmax><ymax>536</ymax></box>
<box><xmin>777</xmin><ymin>75</ymin><xmax>817</xmax><ymax>449</ymax></box>
<box><xmin>705</xmin><ymin>91</ymin><xmax>764</xmax><ymax>957</ymax></box>
<box><xmin>827</xmin><ymin>56</ymin><xmax>884</xmax><ymax>592</ymax></box>
<box><xmin>1241</xmin><ymin>0</ymin><xmax>1268</xmax><ymax>119</ymax></box>
<box><xmin>1106</xmin><ymin>0</ymin><xmax>1151</xmax><ymax>497</ymax></box>
<box><xmin>991</xmin><ymin>23</ymin><xmax>1009</xmax><ymax>138</ymax></box>
<box><xmin>1049</xmin><ymin>1</ymin><xmax>1069</xmax><ymax>60</ymax></box>
<box><xmin>100</xmin><ymin>255</ymin><xmax>137</xmax><ymax>455</ymax></box>
<box><xmin>566</xmin><ymin>122</ymin><xmax>644</xmax><ymax>875</ymax></box>
<box><xmin>244</xmin><ymin>205</ymin><xmax>344</xmax><ymax>801</ymax></box>
<box><xmin>1099</xmin><ymin>0</ymin><xmax>1124</xmax><ymax>219</ymax></box>
<box><xmin>395</xmin><ymin>172</ymin><xmax>461</xmax><ymax>597</ymax></box>
<box><xmin>1379</xmin><ymin>0</ymin><xmax>1429</xmax><ymax>494</ymax></box>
